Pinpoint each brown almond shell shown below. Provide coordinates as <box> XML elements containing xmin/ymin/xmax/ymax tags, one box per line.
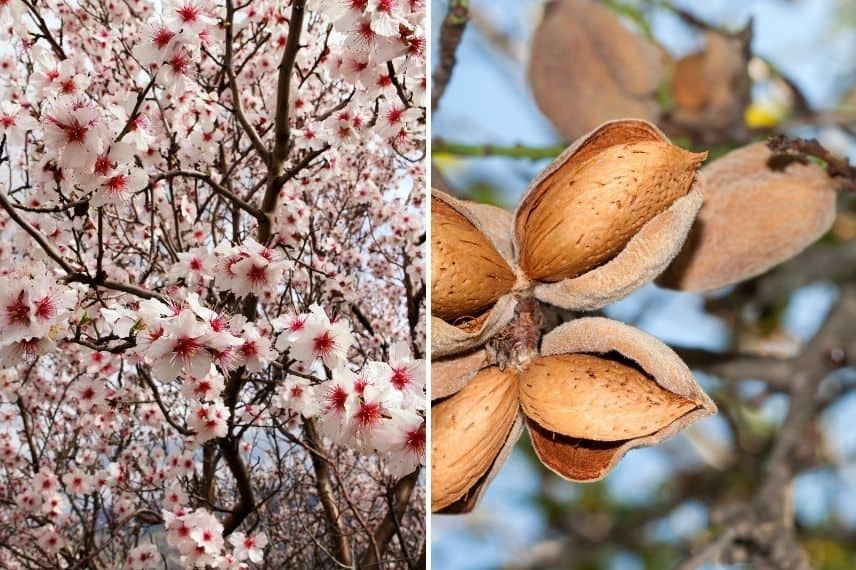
<box><xmin>659</xmin><ymin>142</ymin><xmax>839</xmax><ymax>292</ymax></box>
<box><xmin>513</xmin><ymin>119</ymin><xmax>706</xmax><ymax>310</ymax></box>
<box><xmin>432</xmin><ymin>190</ymin><xmax>516</xmax><ymax>321</ymax></box>
<box><xmin>527</xmin><ymin>317</ymin><xmax>716</xmax><ymax>482</ymax></box>
<box><xmin>431</xmin><ymin>367</ymin><xmax>521</xmax><ymax>513</ymax></box>
<box><xmin>437</xmin><ymin>414</ymin><xmax>524</xmax><ymax>515</ymax></box>
<box><xmin>432</xmin><ymin>191</ymin><xmax>521</xmax><ymax>358</ymax></box>
<box><xmin>534</xmin><ymin>185</ymin><xmax>702</xmax><ymax>310</ymax></box>
<box><xmin>519</xmin><ymin>353</ymin><xmax>698</xmax><ymax>441</ymax></box>
<box><xmin>528</xmin><ymin>0</ymin><xmax>666</xmax><ymax>140</ymax></box>
<box><xmin>670</xmin><ymin>31</ymin><xmax>751</xmax><ymax>132</ymax></box>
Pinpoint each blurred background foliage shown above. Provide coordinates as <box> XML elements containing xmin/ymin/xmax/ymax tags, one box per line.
<box><xmin>431</xmin><ymin>0</ymin><xmax>856</xmax><ymax>568</ymax></box>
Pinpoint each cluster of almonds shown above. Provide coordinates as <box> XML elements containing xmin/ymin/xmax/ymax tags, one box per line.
<box><xmin>529</xmin><ymin>0</ymin><xmax>752</xmax><ymax>143</ymax></box>
<box><xmin>430</xmin><ymin>119</ymin><xmax>839</xmax><ymax>513</ymax></box>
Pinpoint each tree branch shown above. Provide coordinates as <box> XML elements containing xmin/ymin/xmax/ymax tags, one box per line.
<box><xmin>431</xmin><ymin>0</ymin><xmax>469</xmax><ymax>110</ymax></box>
<box><xmin>680</xmin><ymin>285</ymin><xmax>856</xmax><ymax>568</ymax></box>
<box><xmin>259</xmin><ymin>0</ymin><xmax>307</xmax><ymax>243</ymax></box>
<box><xmin>304</xmin><ymin>418</ymin><xmax>353</xmax><ymax>567</ymax></box>
<box><xmin>153</xmin><ymin>170</ymin><xmax>264</xmax><ymax>220</ymax></box>
<box><xmin>360</xmin><ymin>468</ymin><xmax>420</xmax><ymax>568</ymax></box>
<box><xmin>224</xmin><ymin>0</ymin><xmax>270</xmax><ymax>163</ymax></box>
<box><xmin>0</xmin><ymin>186</ymin><xmax>75</xmax><ymax>273</ymax></box>
<box><xmin>432</xmin><ymin>139</ymin><xmax>563</xmax><ymax>160</ymax></box>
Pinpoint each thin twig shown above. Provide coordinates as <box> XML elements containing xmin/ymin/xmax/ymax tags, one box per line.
<box><xmin>431</xmin><ymin>0</ymin><xmax>469</xmax><ymax>110</ymax></box>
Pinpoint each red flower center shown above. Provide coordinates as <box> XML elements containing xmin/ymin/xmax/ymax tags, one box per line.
<box><xmin>390</xmin><ymin>367</ymin><xmax>409</xmax><ymax>390</ymax></box>
<box><xmin>173</xmin><ymin>336</ymin><xmax>200</xmax><ymax>358</ymax></box>
<box><xmin>405</xmin><ymin>424</ymin><xmax>426</xmax><ymax>454</ymax></box>
<box><xmin>66</xmin><ymin>122</ymin><xmax>88</xmax><ymax>143</ymax></box>
<box><xmin>355</xmin><ymin>400</ymin><xmax>382</xmax><ymax>428</ymax></box>
<box><xmin>60</xmin><ymin>79</ymin><xmax>76</xmax><ymax>94</ymax></box>
<box><xmin>5</xmin><ymin>291</ymin><xmax>30</xmax><ymax>325</ymax></box>
<box><xmin>94</xmin><ymin>155</ymin><xmax>113</xmax><ymax>176</ymax></box>
<box><xmin>153</xmin><ymin>28</ymin><xmax>175</xmax><ymax>49</ymax></box>
<box><xmin>106</xmin><ymin>174</ymin><xmax>128</xmax><ymax>194</ymax></box>
<box><xmin>313</xmin><ymin>331</ymin><xmax>335</xmax><ymax>356</ymax></box>
<box><xmin>247</xmin><ymin>264</ymin><xmax>268</xmax><ymax>285</ymax></box>
<box><xmin>326</xmin><ymin>385</ymin><xmax>348</xmax><ymax>412</ymax></box>
<box><xmin>177</xmin><ymin>5</ymin><xmax>200</xmax><ymax>23</ymax></box>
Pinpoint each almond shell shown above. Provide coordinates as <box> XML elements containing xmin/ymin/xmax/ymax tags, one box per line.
<box><xmin>528</xmin><ymin>317</ymin><xmax>716</xmax><ymax>481</ymax></box>
<box><xmin>659</xmin><ymin>142</ymin><xmax>838</xmax><ymax>291</ymax></box>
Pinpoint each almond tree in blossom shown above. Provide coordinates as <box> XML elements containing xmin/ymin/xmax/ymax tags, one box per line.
<box><xmin>0</xmin><ymin>0</ymin><xmax>425</xmax><ymax>567</ymax></box>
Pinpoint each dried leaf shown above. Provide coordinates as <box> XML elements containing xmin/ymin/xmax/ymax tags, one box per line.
<box><xmin>431</xmin><ymin>367</ymin><xmax>520</xmax><ymax>512</ymax></box>
<box><xmin>529</xmin><ymin>0</ymin><xmax>667</xmax><ymax>140</ymax></box>
<box><xmin>659</xmin><ymin>142</ymin><xmax>838</xmax><ymax>292</ymax></box>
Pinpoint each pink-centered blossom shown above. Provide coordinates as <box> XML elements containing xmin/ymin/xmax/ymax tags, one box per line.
<box><xmin>229</xmin><ymin>531</ymin><xmax>268</xmax><ymax>563</ymax></box>
<box><xmin>43</xmin><ymin>99</ymin><xmax>106</xmax><ymax>172</ymax></box>
<box><xmin>288</xmin><ymin>304</ymin><xmax>354</xmax><ymax>368</ymax></box>
<box><xmin>0</xmin><ymin>101</ymin><xmax>36</xmax><ymax>146</ymax></box>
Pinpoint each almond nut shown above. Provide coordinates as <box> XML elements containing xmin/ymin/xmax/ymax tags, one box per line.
<box><xmin>671</xmin><ymin>30</ymin><xmax>751</xmax><ymax>132</ymax></box>
<box><xmin>659</xmin><ymin>142</ymin><xmax>838</xmax><ymax>291</ymax></box>
<box><xmin>529</xmin><ymin>0</ymin><xmax>666</xmax><ymax>139</ymax></box>
<box><xmin>432</xmin><ymin>194</ymin><xmax>516</xmax><ymax>322</ymax></box>
<box><xmin>519</xmin><ymin>354</ymin><xmax>697</xmax><ymax>441</ymax></box>
<box><xmin>517</xmin><ymin>139</ymin><xmax>707</xmax><ymax>282</ymax></box>
<box><xmin>431</xmin><ymin>366</ymin><xmax>519</xmax><ymax>512</ymax></box>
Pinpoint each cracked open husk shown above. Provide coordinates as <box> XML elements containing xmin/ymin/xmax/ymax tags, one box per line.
<box><xmin>514</xmin><ymin>119</ymin><xmax>706</xmax><ymax>311</ymax></box>
<box><xmin>432</xmin><ymin>121</ymin><xmax>707</xmax><ymax>359</ymax></box>
<box><xmin>430</xmin><ymin>317</ymin><xmax>717</xmax><ymax>512</ymax></box>
<box><xmin>529</xmin><ymin>317</ymin><xmax>717</xmax><ymax>482</ymax></box>
<box><xmin>431</xmin><ymin>349</ymin><xmax>488</xmax><ymax>401</ymax></box>
<box><xmin>431</xmin><ymin>191</ymin><xmax>520</xmax><ymax>357</ymax></box>
<box><xmin>659</xmin><ymin>142</ymin><xmax>839</xmax><ymax>292</ymax></box>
